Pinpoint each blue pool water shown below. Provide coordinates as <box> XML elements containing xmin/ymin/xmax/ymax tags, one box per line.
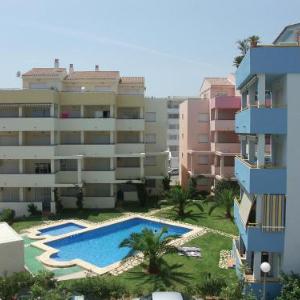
<box><xmin>38</xmin><ymin>222</ymin><xmax>86</xmax><ymax>236</ymax></box>
<box><xmin>46</xmin><ymin>218</ymin><xmax>190</xmax><ymax>267</ymax></box>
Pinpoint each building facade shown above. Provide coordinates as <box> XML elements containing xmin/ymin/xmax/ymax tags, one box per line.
<box><xmin>0</xmin><ymin>60</ymin><xmax>168</xmax><ymax>216</ymax></box>
<box><xmin>233</xmin><ymin>27</ymin><xmax>300</xmax><ymax>299</ymax></box>
<box><xmin>179</xmin><ymin>77</ymin><xmax>240</xmax><ymax>192</ymax></box>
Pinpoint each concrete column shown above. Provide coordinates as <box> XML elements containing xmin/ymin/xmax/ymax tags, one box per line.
<box><xmin>80</xmin><ymin>105</ymin><xmax>84</xmax><ymax>118</ymax></box>
<box><xmin>19</xmin><ymin>159</ymin><xmax>23</xmax><ymax>174</ymax></box>
<box><xmin>77</xmin><ymin>158</ymin><xmax>82</xmax><ymax>184</ymax></box>
<box><xmin>110</xmin><ymin>105</ymin><xmax>114</xmax><ymax>118</ymax></box>
<box><xmin>110</xmin><ymin>158</ymin><xmax>114</xmax><ymax>170</ymax></box>
<box><xmin>257</xmin><ymin>134</ymin><xmax>265</xmax><ymax>168</ymax></box>
<box><xmin>140</xmin><ymin>131</ymin><xmax>144</xmax><ymax>143</ymax></box>
<box><xmin>110</xmin><ymin>183</ymin><xmax>114</xmax><ymax>196</ymax></box>
<box><xmin>220</xmin><ymin>156</ymin><xmax>224</xmax><ymax>177</ymax></box>
<box><xmin>241</xmin><ymin>91</ymin><xmax>247</xmax><ymax>109</ymax></box>
<box><xmin>215</xmin><ymin>108</ymin><xmax>219</xmax><ymax>120</ymax></box>
<box><xmin>50</xmin><ymin>131</ymin><xmax>55</xmax><ymax>145</ymax></box>
<box><xmin>248</xmin><ymin>139</ymin><xmax>256</xmax><ymax>163</ymax></box>
<box><xmin>80</xmin><ymin>131</ymin><xmax>84</xmax><ymax>144</ymax></box>
<box><xmin>253</xmin><ymin>252</ymin><xmax>261</xmax><ymax>280</ymax></box>
<box><xmin>248</xmin><ymin>83</ymin><xmax>256</xmax><ymax>106</ymax></box>
<box><xmin>18</xmin><ymin>132</ymin><xmax>23</xmax><ymax>146</ymax></box>
<box><xmin>19</xmin><ymin>188</ymin><xmax>24</xmax><ymax>202</ymax></box>
<box><xmin>257</xmin><ymin>73</ymin><xmax>266</xmax><ymax>107</ymax></box>
<box><xmin>214</xmin><ymin>131</ymin><xmax>218</xmax><ymax>143</ymax></box>
<box><xmin>140</xmin><ymin>156</ymin><xmax>144</xmax><ymax>178</ymax></box>
<box><xmin>50</xmin><ymin>104</ymin><xmax>55</xmax><ymax>117</ymax></box>
<box><xmin>51</xmin><ymin>159</ymin><xmax>55</xmax><ymax>173</ymax></box>
<box><xmin>256</xmin><ymin>194</ymin><xmax>263</xmax><ymax>225</ymax></box>
<box><xmin>140</xmin><ymin>106</ymin><xmax>143</xmax><ymax>119</ymax></box>
<box><xmin>110</xmin><ymin>131</ymin><xmax>114</xmax><ymax>144</ymax></box>
<box><xmin>18</xmin><ymin>106</ymin><xmax>22</xmax><ymax>117</ymax></box>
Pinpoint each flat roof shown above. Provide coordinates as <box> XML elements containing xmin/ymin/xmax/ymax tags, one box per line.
<box><xmin>0</xmin><ymin>222</ymin><xmax>23</xmax><ymax>244</ymax></box>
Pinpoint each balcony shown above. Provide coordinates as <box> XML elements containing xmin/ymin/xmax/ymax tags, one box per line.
<box><xmin>235</xmin><ymin>107</ymin><xmax>287</xmax><ymax>134</ymax></box>
<box><xmin>210</xmin><ymin>120</ymin><xmax>235</xmax><ymax>131</ymax></box>
<box><xmin>0</xmin><ymin>174</ymin><xmax>56</xmax><ymax>187</ymax></box>
<box><xmin>0</xmin><ymin>118</ymin><xmax>56</xmax><ymax>131</ymax></box>
<box><xmin>211</xmin><ymin>165</ymin><xmax>234</xmax><ymax>179</ymax></box>
<box><xmin>234</xmin><ymin>200</ymin><xmax>285</xmax><ymax>252</ymax></box>
<box><xmin>116</xmin><ymin>143</ymin><xmax>145</xmax><ymax>155</ymax></box>
<box><xmin>211</xmin><ymin>142</ymin><xmax>240</xmax><ymax>153</ymax></box>
<box><xmin>236</xmin><ymin>46</ymin><xmax>300</xmax><ymax>89</ymax></box>
<box><xmin>58</xmin><ymin>118</ymin><xmax>115</xmax><ymax>131</ymax></box>
<box><xmin>56</xmin><ymin>144</ymin><xmax>115</xmax><ymax>157</ymax></box>
<box><xmin>235</xmin><ymin>156</ymin><xmax>286</xmax><ymax>194</ymax></box>
<box><xmin>0</xmin><ymin>145</ymin><xmax>56</xmax><ymax>159</ymax></box>
<box><xmin>116</xmin><ymin>119</ymin><xmax>144</xmax><ymax>131</ymax></box>
<box><xmin>82</xmin><ymin>171</ymin><xmax>115</xmax><ymax>183</ymax></box>
<box><xmin>116</xmin><ymin>167</ymin><xmax>141</xmax><ymax>180</ymax></box>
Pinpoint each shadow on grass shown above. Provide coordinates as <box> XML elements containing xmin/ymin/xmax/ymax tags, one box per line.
<box><xmin>126</xmin><ymin>260</ymin><xmax>193</xmax><ymax>290</ymax></box>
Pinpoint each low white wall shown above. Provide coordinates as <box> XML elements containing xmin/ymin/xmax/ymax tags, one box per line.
<box><xmin>0</xmin><ymin>202</ymin><xmax>42</xmax><ymax>217</ymax></box>
<box><xmin>124</xmin><ymin>191</ymin><xmax>138</xmax><ymax>201</ymax></box>
<box><xmin>0</xmin><ymin>239</ymin><xmax>24</xmax><ymax>276</ymax></box>
<box><xmin>60</xmin><ymin>196</ymin><xmax>116</xmax><ymax>209</ymax></box>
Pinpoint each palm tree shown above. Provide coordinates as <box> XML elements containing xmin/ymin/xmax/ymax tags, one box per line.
<box><xmin>208</xmin><ymin>188</ymin><xmax>234</xmax><ymax>219</ymax></box>
<box><xmin>168</xmin><ymin>185</ymin><xmax>203</xmax><ymax>218</ymax></box>
<box><xmin>119</xmin><ymin>227</ymin><xmax>177</xmax><ymax>274</ymax></box>
<box><xmin>237</xmin><ymin>39</ymin><xmax>249</xmax><ymax>56</ymax></box>
<box><xmin>248</xmin><ymin>35</ymin><xmax>261</xmax><ymax>47</ymax></box>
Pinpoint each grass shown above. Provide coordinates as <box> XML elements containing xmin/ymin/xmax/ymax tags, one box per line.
<box><xmin>116</xmin><ymin>233</ymin><xmax>236</xmax><ymax>295</ymax></box>
<box><xmin>154</xmin><ymin>202</ymin><xmax>238</xmax><ymax>235</ymax></box>
<box><xmin>12</xmin><ymin>208</ymin><xmax>123</xmax><ymax>233</ymax></box>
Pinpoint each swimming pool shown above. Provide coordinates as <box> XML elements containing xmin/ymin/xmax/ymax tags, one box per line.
<box><xmin>46</xmin><ymin>217</ymin><xmax>190</xmax><ymax>268</ymax></box>
<box><xmin>38</xmin><ymin>222</ymin><xmax>86</xmax><ymax>236</ymax></box>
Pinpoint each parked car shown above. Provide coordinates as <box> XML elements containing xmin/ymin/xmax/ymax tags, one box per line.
<box><xmin>168</xmin><ymin>168</ymin><xmax>179</xmax><ymax>176</ymax></box>
<box><xmin>135</xmin><ymin>291</ymin><xmax>184</xmax><ymax>300</ymax></box>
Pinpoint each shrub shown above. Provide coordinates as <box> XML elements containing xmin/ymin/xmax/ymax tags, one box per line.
<box><xmin>27</xmin><ymin>204</ymin><xmax>41</xmax><ymax>216</ymax></box>
<box><xmin>277</xmin><ymin>272</ymin><xmax>300</xmax><ymax>300</ymax></box>
<box><xmin>0</xmin><ymin>208</ymin><xmax>15</xmax><ymax>224</ymax></box>
<box><xmin>75</xmin><ymin>187</ymin><xmax>84</xmax><ymax>210</ymax></box>
<box><xmin>195</xmin><ymin>273</ymin><xmax>226</xmax><ymax>297</ymax></box>
<box><xmin>53</xmin><ymin>188</ymin><xmax>63</xmax><ymax>214</ymax></box>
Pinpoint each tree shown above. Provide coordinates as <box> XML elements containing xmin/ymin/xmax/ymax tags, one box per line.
<box><xmin>75</xmin><ymin>185</ymin><xmax>84</xmax><ymax>210</ymax></box>
<box><xmin>277</xmin><ymin>272</ymin><xmax>300</xmax><ymax>300</ymax></box>
<box><xmin>119</xmin><ymin>227</ymin><xmax>177</xmax><ymax>274</ymax></box>
<box><xmin>162</xmin><ymin>175</ymin><xmax>171</xmax><ymax>192</ymax></box>
<box><xmin>168</xmin><ymin>185</ymin><xmax>203</xmax><ymax>218</ymax></box>
<box><xmin>136</xmin><ymin>182</ymin><xmax>148</xmax><ymax>207</ymax></box>
<box><xmin>233</xmin><ymin>35</ymin><xmax>261</xmax><ymax>68</ymax></box>
<box><xmin>187</xmin><ymin>177</ymin><xmax>199</xmax><ymax>200</ymax></box>
<box><xmin>53</xmin><ymin>188</ymin><xmax>63</xmax><ymax>214</ymax></box>
<box><xmin>208</xmin><ymin>188</ymin><xmax>235</xmax><ymax>219</ymax></box>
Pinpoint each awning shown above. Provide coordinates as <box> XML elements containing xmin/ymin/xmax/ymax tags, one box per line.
<box><xmin>262</xmin><ymin>194</ymin><xmax>286</xmax><ymax>232</ymax></box>
<box><xmin>239</xmin><ymin>192</ymin><xmax>253</xmax><ymax>225</ymax></box>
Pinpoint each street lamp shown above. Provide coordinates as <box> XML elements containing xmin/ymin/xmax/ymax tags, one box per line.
<box><xmin>260</xmin><ymin>262</ymin><xmax>271</xmax><ymax>300</ymax></box>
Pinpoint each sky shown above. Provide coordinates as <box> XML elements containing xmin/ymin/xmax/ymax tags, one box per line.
<box><xmin>0</xmin><ymin>0</ymin><xmax>299</xmax><ymax>97</ymax></box>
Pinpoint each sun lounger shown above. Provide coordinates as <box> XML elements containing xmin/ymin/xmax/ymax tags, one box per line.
<box><xmin>177</xmin><ymin>246</ymin><xmax>201</xmax><ymax>252</ymax></box>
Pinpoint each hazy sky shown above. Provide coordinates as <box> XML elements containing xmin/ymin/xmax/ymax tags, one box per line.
<box><xmin>0</xmin><ymin>0</ymin><xmax>299</xmax><ymax>96</ymax></box>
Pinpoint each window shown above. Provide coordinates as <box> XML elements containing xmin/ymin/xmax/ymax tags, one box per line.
<box><xmin>168</xmin><ymin>134</ymin><xmax>178</xmax><ymax>140</ymax></box>
<box><xmin>144</xmin><ymin>156</ymin><xmax>156</xmax><ymax>166</ymax></box>
<box><xmin>167</xmin><ymin>102</ymin><xmax>179</xmax><ymax>109</ymax></box>
<box><xmin>168</xmin><ymin>124</ymin><xmax>179</xmax><ymax>130</ymax></box>
<box><xmin>197</xmin><ymin>177</ymin><xmax>210</xmax><ymax>185</ymax></box>
<box><xmin>145</xmin><ymin>112</ymin><xmax>156</xmax><ymax>122</ymax></box>
<box><xmin>168</xmin><ymin>113</ymin><xmax>179</xmax><ymax>119</ymax></box>
<box><xmin>198</xmin><ymin>134</ymin><xmax>209</xmax><ymax>143</ymax></box>
<box><xmin>198</xmin><ymin>155</ymin><xmax>209</xmax><ymax>165</ymax></box>
<box><xmin>198</xmin><ymin>113</ymin><xmax>209</xmax><ymax>122</ymax></box>
<box><xmin>145</xmin><ymin>179</ymin><xmax>156</xmax><ymax>188</ymax></box>
<box><xmin>169</xmin><ymin>145</ymin><xmax>179</xmax><ymax>152</ymax></box>
<box><xmin>145</xmin><ymin>134</ymin><xmax>156</xmax><ymax>144</ymax></box>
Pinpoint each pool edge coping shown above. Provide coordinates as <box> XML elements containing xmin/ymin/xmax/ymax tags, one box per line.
<box><xmin>31</xmin><ymin>214</ymin><xmax>202</xmax><ymax>275</ymax></box>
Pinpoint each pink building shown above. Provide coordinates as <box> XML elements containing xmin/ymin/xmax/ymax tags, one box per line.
<box><xmin>179</xmin><ymin>77</ymin><xmax>240</xmax><ymax>191</ymax></box>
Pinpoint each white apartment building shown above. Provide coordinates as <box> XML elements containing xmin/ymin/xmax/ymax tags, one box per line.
<box><xmin>146</xmin><ymin>97</ymin><xmax>186</xmax><ymax>169</ymax></box>
<box><xmin>0</xmin><ymin>60</ymin><xmax>168</xmax><ymax>216</ymax></box>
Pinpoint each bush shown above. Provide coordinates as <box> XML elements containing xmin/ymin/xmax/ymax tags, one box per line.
<box><xmin>61</xmin><ymin>276</ymin><xmax>129</xmax><ymax>299</ymax></box>
<box><xmin>27</xmin><ymin>204</ymin><xmax>41</xmax><ymax>216</ymax></box>
<box><xmin>195</xmin><ymin>273</ymin><xmax>226</xmax><ymax>297</ymax></box>
<box><xmin>0</xmin><ymin>208</ymin><xmax>15</xmax><ymax>224</ymax></box>
<box><xmin>277</xmin><ymin>272</ymin><xmax>300</xmax><ymax>300</ymax></box>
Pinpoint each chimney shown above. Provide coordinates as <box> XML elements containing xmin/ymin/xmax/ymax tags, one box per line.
<box><xmin>54</xmin><ymin>58</ymin><xmax>59</xmax><ymax>68</ymax></box>
<box><xmin>69</xmin><ymin>63</ymin><xmax>74</xmax><ymax>73</ymax></box>
<box><xmin>95</xmin><ymin>64</ymin><xmax>99</xmax><ymax>71</ymax></box>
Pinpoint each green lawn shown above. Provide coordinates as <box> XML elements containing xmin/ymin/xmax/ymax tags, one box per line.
<box><xmin>12</xmin><ymin>209</ymin><xmax>123</xmax><ymax>233</ymax></box>
<box><xmin>154</xmin><ymin>202</ymin><xmax>238</xmax><ymax>235</ymax></box>
<box><xmin>116</xmin><ymin>233</ymin><xmax>236</xmax><ymax>295</ymax></box>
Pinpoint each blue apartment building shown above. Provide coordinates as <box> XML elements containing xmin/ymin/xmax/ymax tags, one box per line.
<box><xmin>233</xmin><ymin>23</ymin><xmax>300</xmax><ymax>299</ymax></box>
